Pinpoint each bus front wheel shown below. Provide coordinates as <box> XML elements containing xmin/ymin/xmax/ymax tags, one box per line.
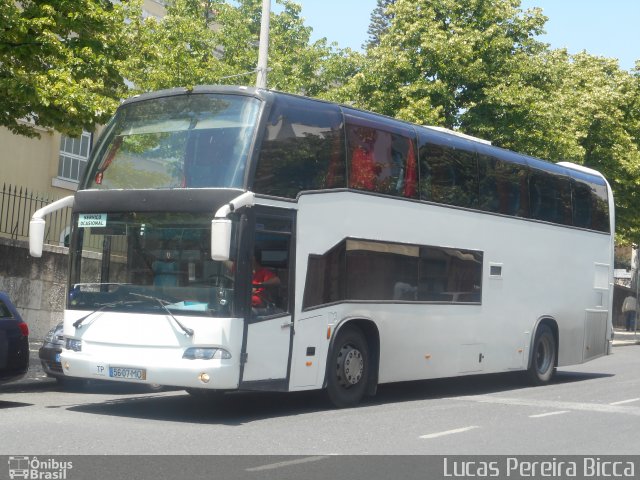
<box><xmin>326</xmin><ymin>326</ymin><xmax>369</xmax><ymax>408</ymax></box>
<box><xmin>526</xmin><ymin>324</ymin><xmax>557</xmax><ymax>385</ymax></box>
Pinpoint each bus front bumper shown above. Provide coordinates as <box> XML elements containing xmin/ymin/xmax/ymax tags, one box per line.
<box><xmin>59</xmin><ymin>350</ymin><xmax>240</xmax><ymax>390</ymax></box>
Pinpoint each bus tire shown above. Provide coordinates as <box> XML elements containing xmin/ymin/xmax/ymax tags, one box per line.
<box><xmin>326</xmin><ymin>326</ymin><xmax>369</xmax><ymax>408</ymax></box>
<box><xmin>526</xmin><ymin>324</ymin><xmax>556</xmax><ymax>385</ymax></box>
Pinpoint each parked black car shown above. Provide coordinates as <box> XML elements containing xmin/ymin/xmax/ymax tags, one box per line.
<box><xmin>0</xmin><ymin>292</ymin><xmax>29</xmax><ymax>384</ymax></box>
<box><xmin>39</xmin><ymin>322</ymin><xmax>66</xmax><ymax>382</ymax></box>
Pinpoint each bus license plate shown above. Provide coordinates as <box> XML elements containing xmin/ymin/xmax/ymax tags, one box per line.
<box><xmin>109</xmin><ymin>366</ymin><xmax>146</xmax><ymax>380</ymax></box>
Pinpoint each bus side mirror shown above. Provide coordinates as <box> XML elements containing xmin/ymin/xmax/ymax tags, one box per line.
<box><xmin>211</xmin><ymin>191</ymin><xmax>254</xmax><ymax>261</ymax></box>
<box><xmin>28</xmin><ymin>195</ymin><xmax>75</xmax><ymax>258</ymax></box>
<box><xmin>29</xmin><ymin>218</ymin><xmax>46</xmax><ymax>257</ymax></box>
<box><xmin>211</xmin><ymin>218</ymin><xmax>232</xmax><ymax>261</ymax></box>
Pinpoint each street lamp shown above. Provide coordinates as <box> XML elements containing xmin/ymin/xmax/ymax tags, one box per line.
<box><xmin>256</xmin><ymin>0</ymin><xmax>270</xmax><ymax>89</ymax></box>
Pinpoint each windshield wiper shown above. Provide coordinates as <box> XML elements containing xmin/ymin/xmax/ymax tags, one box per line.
<box><xmin>129</xmin><ymin>293</ymin><xmax>194</xmax><ymax>337</ymax></box>
<box><xmin>72</xmin><ymin>292</ymin><xmax>194</xmax><ymax>337</ymax></box>
<box><xmin>73</xmin><ymin>299</ymin><xmax>141</xmax><ymax>329</ymax></box>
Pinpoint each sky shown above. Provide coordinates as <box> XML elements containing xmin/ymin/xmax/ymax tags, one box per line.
<box><xmin>295</xmin><ymin>0</ymin><xmax>639</xmax><ymax>71</ymax></box>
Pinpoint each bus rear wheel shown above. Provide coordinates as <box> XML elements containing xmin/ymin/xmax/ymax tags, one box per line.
<box><xmin>526</xmin><ymin>324</ymin><xmax>556</xmax><ymax>385</ymax></box>
<box><xmin>326</xmin><ymin>326</ymin><xmax>369</xmax><ymax>408</ymax></box>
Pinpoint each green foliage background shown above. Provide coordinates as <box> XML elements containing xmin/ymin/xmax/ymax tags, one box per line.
<box><xmin>1</xmin><ymin>0</ymin><xmax>639</xmax><ymax>241</ymax></box>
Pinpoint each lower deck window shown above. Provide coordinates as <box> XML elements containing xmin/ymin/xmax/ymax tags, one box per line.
<box><xmin>303</xmin><ymin>238</ymin><xmax>483</xmax><ymax>309</ymax></box>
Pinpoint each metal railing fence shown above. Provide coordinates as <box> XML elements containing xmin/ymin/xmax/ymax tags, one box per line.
<box><xmin>0</xmin><ymin>183</ymin><xmax>72</xmax><ymax>247</ymax></box>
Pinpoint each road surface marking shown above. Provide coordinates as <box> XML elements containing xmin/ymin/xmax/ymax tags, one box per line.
<box><xmin>609</xmin><ymin>398</ymin><xmax>640</xmax><ymax>405</ymax></box>
<box><xmin>453</xmin><ymin>395</ymin><xmax>640</xmax><ymax>416</ymax></box>
<box><xmin>420</xmin><ymin>426</ymin><xmax>479</xmax><ymax>439</ymax></box>
<box><xmin>246</xmin><ymin>456</ymin><xmax>329</xmax><ymax>472</ymax></box>
<box><xmin>529</xmin><ymin>410</ymin><xmax>570</xmax><ymax>418</ymax></box>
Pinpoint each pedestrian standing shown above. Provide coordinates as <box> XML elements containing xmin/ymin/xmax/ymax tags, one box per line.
<box><xmin>622</xmin><ymin>295</ymin><xmax>637</xmax><ymax>331</ymax></box>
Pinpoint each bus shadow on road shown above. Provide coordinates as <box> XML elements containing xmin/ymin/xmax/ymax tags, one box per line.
<box><xmin>63</xmin><ymin>370</ymin><xmax>613</xmax><ymax>425</ymax></box>
<box><xmin>369</xmin><ymin>370</ymin><xmax>614</xmax><ymax>406</ymax></box>
<box><xmin>0</xmin><ymin>400</ymin><xmax>33</xmax><ymax>409</ymax></box>
<box><xmin>66</xmin><ymin>389</ymin><xmax>335</xmax><ymax>426</ymax></box>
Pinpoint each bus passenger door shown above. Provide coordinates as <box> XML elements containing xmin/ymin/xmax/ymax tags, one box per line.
<box><xmin>239</xmin><ymin>208</ymin><xmax>295</xmax><ymax>390</ymax></box>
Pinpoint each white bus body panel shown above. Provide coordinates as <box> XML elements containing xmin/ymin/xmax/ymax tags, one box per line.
<box><xmin>288</xmin><ymin>191</ymin><xmax>612</xmax><ymax>390</ymax></box>
<box><xmin>61</xmin><ymin>311</ymin><xmax>244</xmax><ymax>389</ymax></box>
<box><xmin>242</xmin><ymin>315</ymin><xmax>292</xmax><ymax>382</ymax></box>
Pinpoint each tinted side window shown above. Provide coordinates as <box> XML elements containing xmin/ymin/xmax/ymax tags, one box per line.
<box><xmin>477</xmin><ymin>154</ymin><xmax>529</xmax><ymax>216</ymax></box>
<box><xmin>346</xmin><ymin>123</ymin><xmax>418</xmax><ymax>198</ymax></box>
<box><xmin>529</xmin><ymin>170</ymin><xmax>572</xmax><ymax>225</ymax></box>
<box><xmin>0</xmin><ymin>301</ymin><xmax>12</xmax><ymax>318</ymax></box>
<box><xmin>302</xmin><ymin>243</ymin><xmax>346</xmax><ymax>309</ymax></box>
<box><xmin>420</xmin><ymin>142</ymin><xmax>478</xmax><ymax>208</ymax></box>
<box><xmin>572</xmin><ymin>181</ymin><xmax>593</xmax><ymax>229</ymax></box>
<box><xmin>302</xmin><ymin>239</ymin><xmax>483</xmax><ymax>309</ymax></box>
<box><xmin>418</xmin><ymin>247</ymin><xmax>482</xmax><ymax>303</ymax></box>
<box><xmin>253</xmin><ymin>97</ymin><xmax>345</xmax><ymax>198</ymax></box>
<box><xmin>253</xmin><ymin>213</ymin><xmax>293</xmax><ymax>314</ymax></box>
<box><xmin>591</xmin><ymin>182</ymin><xmax>610</xmax><ymax>233</ymax></box>
<box><xmin>345</xmin><ymin>240</ymin><xmax>419</xmax><ymax>301</ymax></box>
<box><xmin>573</xmin><ymin>180</ymin><xmax>610</xmax><ymax>232</ymax></box>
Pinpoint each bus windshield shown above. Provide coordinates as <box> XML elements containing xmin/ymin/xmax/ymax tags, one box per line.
<box><xmin>84</xmin><ymin>94</ymin><xmax>262</xmax><ymax>189</ymax></box>
<box><xmin>69</xmin><ymin>212</ymin><xmax>237</xmax><ymax>317</ymax></box>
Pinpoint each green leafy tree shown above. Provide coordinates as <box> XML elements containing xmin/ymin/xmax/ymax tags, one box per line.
<box><xmin>337</xmin><ymin>0</ymin><xmax>640</xmax><ymax>241</ymax></box>
<box><xmin>214</xmin><ymin>0</ymin><xmax>328</xmax><ymax>93</ymax></box>
<box><xmin>566</xmin><ymin>55</ymin><xmax>640</xmax><ymax>243</ymax></box>
<box><xmin>0</xmin><ymin>0</ymin><xmax>139</xmax><ymax>137</ymax></box>
<box><xmin>467</xmin><ymin>50</ymin><xmax>640</xmax><ymax>241</ymax></box>
<box><xmin>121</xmin><ymin>0</ymin><xmax>232</xmax><ymax>92</ymax></box>
<box><xmin>332</xmin><ymin>0</ymin><xmax>548</xmax><ymax>127</ymax></box>
<box><xmin>365</xmin><ymin>0</ymin><xmax>395</xmax><ymax>50</ymax></box>
<box><xmin>123</xmin><ymin>0</ymin><xmax>358</xmax><ymax>98</ymax></box>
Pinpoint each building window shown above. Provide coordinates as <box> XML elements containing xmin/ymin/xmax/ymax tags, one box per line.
<box><xmin>58</xmin><ymin>132</ymin><xmax>91</xmax><ymax>183</ymax></box>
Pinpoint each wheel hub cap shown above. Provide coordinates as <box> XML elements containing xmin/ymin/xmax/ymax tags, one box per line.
<box><xmin>337</xmin><ymin>345</ymin><xmax>363</xmax><ymax>386</ymax></box>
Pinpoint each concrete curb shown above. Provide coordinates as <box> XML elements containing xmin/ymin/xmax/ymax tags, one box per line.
<box><xmin>612</xmin><ymin>340</ymin><xmax>640</xmax><ymax>347</ymax></box>
<box><xmin>612</xmin><ymin>329</ymin><xmax>640</xmax><ymax>347</ymax></box>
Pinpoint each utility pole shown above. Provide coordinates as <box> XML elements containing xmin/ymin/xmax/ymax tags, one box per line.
<box><xmin>255</xmin><ymin>0</ymin><xmax>270</xmax><ymax>89</ymax></box>
<box><xmin>631</xmin><ymin>244</ymin><xmax>640</xmax><ymax>338</ymax></box>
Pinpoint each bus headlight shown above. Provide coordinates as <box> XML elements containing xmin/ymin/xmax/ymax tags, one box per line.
<box><xmin>183</xmin><ymin>347</ymin><xmax>231</xmax><ymax>360</ymax></box>
<box><xmin>65</xmin><ymin>338</ymin><xmax>82</xmax><ymax>352</ymax></box>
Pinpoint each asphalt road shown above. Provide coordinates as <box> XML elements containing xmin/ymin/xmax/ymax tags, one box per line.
<box><xmin>1</xmin><ymin>344</ymin><xmax>639</xmax><ymax>457</ymax></box>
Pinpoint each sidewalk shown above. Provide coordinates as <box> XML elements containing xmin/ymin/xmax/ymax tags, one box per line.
<box><xmin>612</xmin><ymin>328</ymin><xmax>640</xmax><ymax>346</ymax></box>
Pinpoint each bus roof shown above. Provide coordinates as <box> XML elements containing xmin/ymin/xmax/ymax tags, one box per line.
<box><xmin>118</xmin><ymin>85</ymin><xmax>606</xmax><ymax>187</ymax></box>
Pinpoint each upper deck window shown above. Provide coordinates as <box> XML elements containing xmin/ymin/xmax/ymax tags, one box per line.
<box><xmin>346</xmin><ymin>114</ymin><xmax>418</xmax><ymax>199</ymax></box>
<box><xmin>84</xmin><ymin>94</ymin><xmax>261</xmax><ymax>190</ymax></box>
<box><xmin>253</xmin><ymin>95</ymin><xmax>346</xmax><ymax>198</ymax></box>
<box><xmin>477</xmin><ymin>151</ymin><xmax>529</xmax><ymax>217</ymax></box>
<box><xmin>420</xmin><ymin>141</ymin><xmax>478</xmax><ymax>208</ymax></box>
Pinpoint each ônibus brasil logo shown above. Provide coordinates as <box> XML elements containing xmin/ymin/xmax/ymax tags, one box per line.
<box><xmin>8</xmin><ymin>456</ymin><xmax>73</xmax><ymax>480</ymax></box>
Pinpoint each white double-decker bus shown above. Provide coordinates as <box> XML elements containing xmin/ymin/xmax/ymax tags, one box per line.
<box><xmin>30</xmin><ymin>86</ymin><xmax>614</xmax><ymax>407</ymax></box>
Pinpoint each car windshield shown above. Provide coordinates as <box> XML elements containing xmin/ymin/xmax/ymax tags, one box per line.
<box><xmin>69</xmin><ymin>211</ymin><xmax>237</xmax><ymax>317</ymax></box>
<box><xmin>84</xmin><ymin>94</ymin><xmax>262</xmax><ymax>189</ymax></box>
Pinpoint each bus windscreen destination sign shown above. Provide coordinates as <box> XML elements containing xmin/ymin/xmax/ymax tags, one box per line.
<box><xmin>78</xmin><ymin>214</ymin><xmax>107</xmax><ymax>228</ymax></box>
